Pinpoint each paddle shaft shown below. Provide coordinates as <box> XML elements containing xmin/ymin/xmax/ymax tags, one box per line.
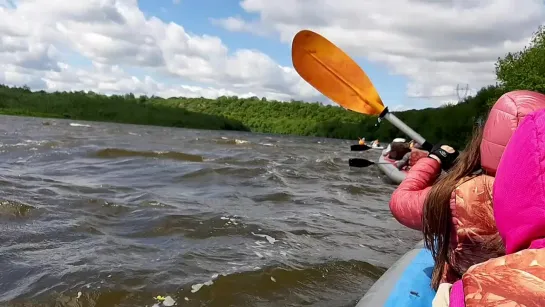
<box><xmin>380</xmin><ymin>108</ymin><xmax>433</xmax><ymax>151</ymax></box>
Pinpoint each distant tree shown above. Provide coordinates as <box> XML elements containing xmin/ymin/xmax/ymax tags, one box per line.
<box><xmin>495</xmin><ymin>25</ymin><xmax>545</xmax><ymax>93</ymax></box>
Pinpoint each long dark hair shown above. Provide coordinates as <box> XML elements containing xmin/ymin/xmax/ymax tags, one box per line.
<box><xmin>422</xmin><ymin>127</ymin><xmax>484</xmax><ymax>289</ymax></box>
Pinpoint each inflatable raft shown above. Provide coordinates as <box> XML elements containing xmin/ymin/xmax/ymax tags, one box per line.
<box><xmin>356</xmin><ymin>241</ymin><xmax>435</xmax><ymax>307</ymax></box>
<box><xmin>376</xmin><ymin>149</ymin><xmax>407</xmax><ymax>184</ymax></box>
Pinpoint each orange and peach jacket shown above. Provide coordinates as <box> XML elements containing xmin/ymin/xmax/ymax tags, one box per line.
<box><xmin>389</xmin><ymin>90</ymin><xmax>545</xmax><ymax>282</ymax></box>
<box><xmin>450</xmin><ymin>107</ymin><xmax>545</xmax><ymax>306</ymax></box>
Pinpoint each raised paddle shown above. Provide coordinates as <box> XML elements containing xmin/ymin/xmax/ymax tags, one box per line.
<box><xmin>348</xmin><ymin>158</ymin><xmax>392</xmax><ymax>168</ymax></box>
<box><xmin>291</xmin><ymin>30</ymin><xmax>433</xmax><ymax>152</ymax></box>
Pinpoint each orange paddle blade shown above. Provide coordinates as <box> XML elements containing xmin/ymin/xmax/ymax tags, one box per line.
<box><xmin>291</xmin><ymin>30</ymin><xmax>384</xmax><ymax>115</ymax></box>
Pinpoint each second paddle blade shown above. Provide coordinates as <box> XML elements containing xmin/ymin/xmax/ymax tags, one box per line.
<box><xmin>350</xmin><ymin>144</ymin><xmax>371</xmax><ymax>151</ymax></box>
<box><xmin>348</xmin><ymin>158</ymin><xmax>375</xmax><ymax>168</ymax></box>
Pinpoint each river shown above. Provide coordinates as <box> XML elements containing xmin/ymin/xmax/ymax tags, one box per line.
<box><xmin>0</xmin><ymin>115</ymin><xmax>421</xmax><ymax>307</ymax></box>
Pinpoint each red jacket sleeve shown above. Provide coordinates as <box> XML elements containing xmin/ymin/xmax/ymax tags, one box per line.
<box><xmin>389</xmin><ymin>157</ymin><xmax>441</xmax><ymax>230</ymax></box>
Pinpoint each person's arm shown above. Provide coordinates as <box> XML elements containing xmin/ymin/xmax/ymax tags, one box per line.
<box><xmin>383</xmin><ymin>144</ymin><xmax>391</xmax><ymax>156</ymax></box>
<box><xmin>389</xmin><ymin>157</ymin><xmax>441</xmax><ymax>230</ymax></box>
<box><xmin>396</xmin><ymin>152</ymin><xmax>411</xmax><ymax>170</ymax></box>
<box><xmin>388</xmin><ymin>145</ymin><xmax>457</xmax><ymax>230</ymax></box>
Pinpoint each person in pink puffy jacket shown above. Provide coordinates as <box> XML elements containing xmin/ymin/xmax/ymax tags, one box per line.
<box><xmin>446</xmin><ymin>107</ymin><xmax>545</xmax><ymax>306</ymax></box>
<box><xmin>388</xmin><ymin>90</ymin><xmax>545</xmax><ymax>290</ymax></box>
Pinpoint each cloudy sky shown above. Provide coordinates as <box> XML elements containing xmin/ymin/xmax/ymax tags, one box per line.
<box><xmin>1</xmin><ymin>0</ymin><xmax>544</xmax><ymax>110</ymax></box>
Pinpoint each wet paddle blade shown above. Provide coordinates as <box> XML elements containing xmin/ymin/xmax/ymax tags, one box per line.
<box><xmin>350</xmin><ymin>144</ymin><xmax>371</xmax><ymax>151</ymax></box>
<box><xmin>348</xmin><ymin>158</ymin><xmax>375</xmax><ymax>168</ymax></box>
<box><xmin>291</xmin><ymin>30</ymin><xmax>384</xmax><ymax>116</ymax></box>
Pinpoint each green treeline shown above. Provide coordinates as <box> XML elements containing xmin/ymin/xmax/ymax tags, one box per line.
<box><xmin>0</xmin><ymin>86</ymin><xmax>249</xmax><ymax>131</ymax></box>
<box><xmin>1</xmin><ymin>26</ymin><xmax>544</xmax><ymax>148</ymax></box>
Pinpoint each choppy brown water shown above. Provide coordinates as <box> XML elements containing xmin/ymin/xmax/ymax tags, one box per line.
<box><xmin>0</xmin><ymin>115</ymin><xmax>421</xmax><ymax>307</ymax></box>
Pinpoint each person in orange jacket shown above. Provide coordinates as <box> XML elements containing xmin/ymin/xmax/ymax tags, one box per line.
<box><xmin>388</xmin><ymin>90</ymin><xmax>545</xmax><ymax>289</ymax></box>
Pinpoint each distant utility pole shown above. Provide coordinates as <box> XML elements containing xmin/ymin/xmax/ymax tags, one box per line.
<box><xmin>407</xmin><ymin>84</ymin><xmax>471</xmax><ymax>102</ymax></box>
<box><xmin>456</xmin><ymin>84</ymin><xmax>470</xmax><ymax>102</ymax></box>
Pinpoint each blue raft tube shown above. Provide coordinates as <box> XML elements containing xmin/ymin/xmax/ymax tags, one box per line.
<box><xmin>355</xmin><ymin>241</ymin><xmax>436</xmax><ymax>306</ymax></box>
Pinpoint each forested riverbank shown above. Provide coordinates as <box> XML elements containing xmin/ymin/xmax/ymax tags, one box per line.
<box><xmin>1</xmin><ymin>26</ymin><xmax>543</xmax><ymax>148</ymax></box>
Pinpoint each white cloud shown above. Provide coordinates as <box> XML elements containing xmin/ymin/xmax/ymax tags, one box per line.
<box><xmin>210</xmin><ymin>16</ymin><xmax>268</xmax><ymax>36</ymax></box>
<box><xmin>0</xmin><ymin>0</ymin><xmax>318</xmax><ymax>102</ymax></box>
<box><xmin>215</xmin><ymin>0</ymin><xmax>545</xmax><ymax>103</ymax></box>
<box><xmin>4</xmin><ymin>0</ymin><xmax>542</xmax><ymax>110</ymax></box>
